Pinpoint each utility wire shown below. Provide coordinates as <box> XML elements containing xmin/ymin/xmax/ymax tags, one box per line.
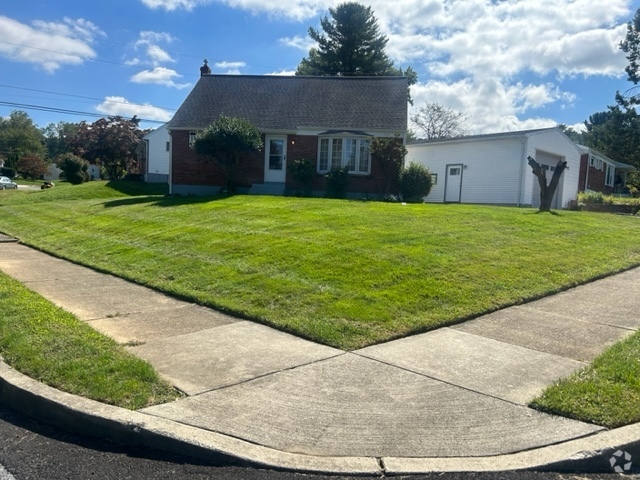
<box><xmin>0</xmin><ymin>101</ymin><xmax>167</xmax><ymax>124</ymax></box>
<box><xmin>0</xmin><ymin>84</ymin><xmax>177</xmax><ymax>111</ymax></box>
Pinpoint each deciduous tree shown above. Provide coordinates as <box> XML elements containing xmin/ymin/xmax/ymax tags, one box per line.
<box><xmin>70</xmin><ymin>116</ymin><xmax>144</xmax><ymax>180</ymax></box>
<box><xmin>192</xmin><ymin>115</ymin><xmax>263</xmax><ymax>193</ymax></box>
<box><xmin>0</xmin><ymin>111</ymin><xmax>45</xmax><ymax>170</ymax></box>
<box><xmin>411</xmin><ymin>102</ymin><xmax>469</xmax><ymax>140</ymax></box>
<box><xmin>527</xmin><ymin>155</ymin><xmax>567</xmax><ymax>213</ymax></box>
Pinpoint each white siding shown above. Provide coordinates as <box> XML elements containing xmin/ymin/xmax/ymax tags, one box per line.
<box><xmin>406</xmin><ymin>137</ymin><xmax>524</xmax><ymax>204</ymax></box>
<box><xmin>144</xmin><ymin>124</ymin><xmax>170</xmax><ymax>178</ymax></box>
<box><xmin>406</xmin><ymin>128</ymin><xmax>581</xmax><ymax>208</ymax></box>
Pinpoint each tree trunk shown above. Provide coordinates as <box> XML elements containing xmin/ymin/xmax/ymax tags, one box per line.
<box><xmin>527</xmin><ymin>156</ymin><xmax>568</xmax><ymax>212</ymax></box>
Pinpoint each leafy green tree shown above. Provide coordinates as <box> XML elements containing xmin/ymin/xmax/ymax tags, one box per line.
<box><xmin>411</xmin><ymin>102</ymin><xmax>469</xmax><ymax>140</ymax></box>
<box><xmin>42</xmin><ymin>121</ymin><xmax>79</xmax><ymax>159</ymax></box>
<box><xmin>192</xmin><ymin>115</ymin><xmax>263</xmax><ymax>193</ymax></box>
<box><xmin>370</xmin><ymin>133</ymin><xmax>407</xmax><ymax>197</ymax></box>
<box><xmin>296</xmin><ymin>2</ymin><xmax>417</xmax><ymax>103</ymax></box>
<box><xmin>70</xmin><ymin>116</ymin><xmax>143</xmax><ymax>180</ymax></box>
<box><xmin>0</xmin><ymin>111</ymin><xmax>45</xmax><ymax>170</ymax></box>
<box><xmin>57</xmin><ymin>153</ymin><xmax>89</xmax><ymax>185</ymax></box>
<box><xmin>619</xmin><ymin>8</ymin><xmax>640</xmax><ymax>105</ymax></box>
<box><xmin>581</xmin><ymin>107</ymin><xmax>640</xmax><ymax>167</ymax></box>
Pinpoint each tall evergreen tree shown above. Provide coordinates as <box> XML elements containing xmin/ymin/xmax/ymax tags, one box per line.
<box><xmin>296</xmin><ymin>2</ymin><xmax>417</xmax><ymax>102</ymax></box>
<box><xmin>619</xmin><ymin>7</ymin><xmax>640</xmax><ymax>104</ymax></box>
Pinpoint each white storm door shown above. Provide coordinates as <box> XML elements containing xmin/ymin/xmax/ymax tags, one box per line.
<box><xmin>444</xmin><ymin>164</ymin><xmax>463</xmax><ymax>202</ymax></box>
<box><xmin>264</xmin><ymin>136</ymin><xmax>287</xmax><ymax>183</ymax></box>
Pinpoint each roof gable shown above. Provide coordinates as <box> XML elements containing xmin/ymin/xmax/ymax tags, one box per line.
<box><xmin>167</xmin><ymin>75</ymin><xmax>408</xmax><ymax>132</ymax></box>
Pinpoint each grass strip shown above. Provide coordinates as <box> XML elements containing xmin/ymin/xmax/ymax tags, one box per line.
<box><xmin>530</xmin><ymin>330</ymin><xmax>640</xmax><ymax>428</ymax></box>
<box><xmin>0</xmin><ymin>270</ymin><xmax>181</xmax><ymax>409</ymax></box>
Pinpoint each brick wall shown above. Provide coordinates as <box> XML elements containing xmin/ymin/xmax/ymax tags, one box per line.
<box><xmin>172</xmin><ymin>130</ymin><xmax>400</xmax><ymax>196</ymax></box>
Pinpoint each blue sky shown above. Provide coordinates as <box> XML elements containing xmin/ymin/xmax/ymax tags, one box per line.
<box><xmin>1</xmin><ymin>0</ymin><xmax>639</xmax><ymax>134</ymax></box>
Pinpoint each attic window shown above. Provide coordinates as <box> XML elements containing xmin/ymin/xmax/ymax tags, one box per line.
<box><xmin>317</xmin><ymin>136</ymin><xmax>371</xmax><ymax>175</ymax></box>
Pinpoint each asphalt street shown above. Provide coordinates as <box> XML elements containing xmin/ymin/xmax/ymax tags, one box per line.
<box><xmin>0</xmin><ymin>404</ymin><xmax>637</xmax><ymax>480</ymax></box>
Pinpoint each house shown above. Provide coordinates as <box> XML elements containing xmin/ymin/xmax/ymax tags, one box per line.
<box><xmin>167</xmin><ymin>69</ymin><xmax>408</xmax><ymax>196</ymax></box>
<box><xmin>405</xmin><ymin>127</ymin><xmax>581</xmax><ymax>209</ymax></box>
<box><xmin>577</xmin><ymin>145</ymin><xmax>635</xmax><ymax>195</ymax></box>
<box><xmin>140</xmin><ymin>124</ymin><xmax>170</xmax><ymax>183</ymax></box>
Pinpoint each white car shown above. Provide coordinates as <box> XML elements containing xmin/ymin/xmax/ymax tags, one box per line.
<box><xmin>0</xmin><ymin>176</ymin><xmax>18</xmax><ymax>190</ymax></box>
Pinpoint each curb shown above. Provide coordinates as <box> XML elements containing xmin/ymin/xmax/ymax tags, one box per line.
<box><xmin>1</xmin><ymin>361</ymin><xmax>639</xmax><ymax>475</ymax></box>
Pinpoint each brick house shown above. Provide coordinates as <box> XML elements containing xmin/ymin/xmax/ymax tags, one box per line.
<box><xmin>577</xmin><ymin>145</ymin><xmax>635</xmax><ymax>194</ymax></box>
<box><xmin>167</xmin><ymin>70</ymin><xmax>408</xmax><ymax>196</ymax></box>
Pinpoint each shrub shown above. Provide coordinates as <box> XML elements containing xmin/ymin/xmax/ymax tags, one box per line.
<box><xmin>0</xmin><ymin>167</ymin><xmax>16</xmax><ymax>179</ymax></box>
<box><xmin>57</xmin><ymin>153</ymin><xmax>89</xmax><ymax>185</ymax></box>
<box><xmin>325</xmin><ymin>166</ymin><xmax>350</xmax><ymax>199</ymax></box>
<box><xmin>399</xmin><ymin>163</ymin><xmax>432</xmax><ymax>203</ymax></box>
<box><xmin>289</xmin><ymin>158</ymin><xmax>316</xmax><ymax>194</ymax></box>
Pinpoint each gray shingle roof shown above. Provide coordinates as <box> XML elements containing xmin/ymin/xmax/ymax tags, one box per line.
<box><xmin>167</xmin><ymin>75</ymin><xmax>408</xmax><ymax>131</ymax></box>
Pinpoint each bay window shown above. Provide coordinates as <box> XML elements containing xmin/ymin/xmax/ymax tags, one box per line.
<box><xmin>318</xmin><ymin>136</ymin><xmax>371</xmax><ymax>175</ymax></box>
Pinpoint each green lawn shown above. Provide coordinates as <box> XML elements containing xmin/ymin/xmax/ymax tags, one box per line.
<box><xmin>1</xmin><ymin>181</ymin><xmax>639</xmax><ymax>350</ymax></box>
<box><xmin>0</xmin><ymin>270</ymin><xmax>181</xmax><ymax>409</ymax></box>
<box><xmin>531</xmin><ymin>330</ymin><xmax>640</xmax><ymax>428</ymax></box>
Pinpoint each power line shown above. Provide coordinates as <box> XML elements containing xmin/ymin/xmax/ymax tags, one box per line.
<box><xmin>0</xmin><ymin>84</ymin><xmax>177</xmax><ymax>111</ymax></box>
<box><xmin>0</xmin><ymin>101</ymin><xmax>167</xmax><ymax>124</ymax></box>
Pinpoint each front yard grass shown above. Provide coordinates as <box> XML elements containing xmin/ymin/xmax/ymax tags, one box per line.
<box><xmin>0</xmin><ymin>270</ymin><xmax>181</xmax><ymax>409</ymax></box>
<box><xmin>0</xmin><ymin>181</ymin><xmax>639</xmax><ymax>351</ymax></box>
<box><xmin>530</xmin><ymin>330</ymin><xmax>640</xmax><ymax>428</ymax></box>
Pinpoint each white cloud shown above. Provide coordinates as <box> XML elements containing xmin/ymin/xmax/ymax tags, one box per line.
<box><xmin>95</xmin><ymin>96</ymin><xmax>173</xmax><ymax>121</ymax></box>
<box><xmin>279</xmin><ymin>35</ymin><xmax>316</xmax><ymax>51</ymax></box>
<box><xmin>214</xmin><ymin>61</ymin><xmax>246</xmax><ymax>69</ymax></box>
<box><xmin>267</xmin><ymin>69</ymin><xmax>297</xmax><ymax>76</ymax></box>
<box><xmin>0</xmin><ymin>16</ymin><xmax>103</xmax><ymax>73</ymax></box>
<box><xmin>127</xmin><ymin>30</ymin><xmax>176</xmax><ymax>67</ymax></box>
<box><xmin>139</xmin><ymin>0</ymin><xmax>210</xmax><ymax>11</ymax></box>
<box><xmin>130</xmin><ymin>67</ymin><xmax>191</xmax><ymax>89</ymax></box>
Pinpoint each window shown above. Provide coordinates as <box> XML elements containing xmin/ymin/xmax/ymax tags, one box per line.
<box><xmin>317</xmin><ymin>136</ymin><xmax>371</xmax><ymax>175</ymax></box>
<box><xmin>449</xmin><ymin>167</ymin><xmax>461</xmax><ymax>175</ymax></box>
<box><xmin>166</xmin><ymin>141</ymin><xmax>170</xmax><ymax>152</ymax></box>
<box><xmin>605</xmin><ymin>164</ymin><xmax>615</xmax><ymax>186</ymax></box>
<box><xmin>189</xmin><ymin>131</ymin><xmax>197</xmax><ymax>147</ymax></box>
<box><xmin>431</xmin><ymin>173</ymin><xmax>438</xmax><ymax>185</ymax></box>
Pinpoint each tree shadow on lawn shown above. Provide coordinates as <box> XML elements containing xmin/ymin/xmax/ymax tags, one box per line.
<box><xmin>102</xmin><ymin>193</ymin><xmax>233</xmax><ymax>209</ymax></box>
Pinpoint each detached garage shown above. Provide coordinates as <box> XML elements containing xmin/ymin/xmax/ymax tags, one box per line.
<box><xmin>405</xmin><ymin>127</ymin><xmax>581</xmax><ymax>209</ymax></box>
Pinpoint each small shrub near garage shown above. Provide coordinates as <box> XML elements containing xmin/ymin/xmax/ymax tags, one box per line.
<box><xmin>400</xmin><ymin>162</ymin><xmax>432</xmax><ymax>203</ymax></box>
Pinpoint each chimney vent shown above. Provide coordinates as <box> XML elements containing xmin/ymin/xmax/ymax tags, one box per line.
<box><xmin>200</xmin><ymin>59</ymin><xmax>211</xmax><ymax>76</ymax></box>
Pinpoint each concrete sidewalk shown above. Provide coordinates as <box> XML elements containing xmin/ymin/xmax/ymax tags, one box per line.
<box><xmin>0</xmin><ymin>239</ymin><xmax>639</xmax><ymax>474</ymax></box>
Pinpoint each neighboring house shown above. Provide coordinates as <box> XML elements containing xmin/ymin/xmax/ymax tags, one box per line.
<box><xmin>87</xmin><ymin>164</ymin><xmax>101</xmax><ymax>180</ymax></box>
<box><xmin>141</xmin><ymin>124</ymin><xmax>170</xmax><ymax>183</ymax></box>
<box><xmin>405</xmin><ymin>127</ymin><xmax>581</xmax><ymax>209</ymax></box>
<box><xmin>577</xmin><ymin>145</ymin><xmax>635</xmax><ymax>195</ymax></box>
<box><xmin>44</xmin><ymin>163</ymin><xmax>61</xmax><ymax>181</ymax></box>
<box><xmin>167</xmin><ymin>70</ymin><xmax>408</xmax><ymax>196</ymax></box>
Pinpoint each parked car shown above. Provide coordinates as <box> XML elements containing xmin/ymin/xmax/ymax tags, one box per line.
<box><xmin>0</xmin><ymin>176</ymin><xmax>17</xmax><ymax>190</ymax></box>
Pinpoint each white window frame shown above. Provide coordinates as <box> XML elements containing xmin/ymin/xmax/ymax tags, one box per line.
<box><xmin>605</xmin><ymin>164</ymin><xmax>615</xmax><ymax>187</ymax></box>
<box><xmin>317</xmin><ymin>136</ymin><xmax>371</xmax><ymax>175</ymax></box>
<box><xmin>189</xmin><ymin>131</ymin><xmax>197</xmax><ymax>147</ymax></box>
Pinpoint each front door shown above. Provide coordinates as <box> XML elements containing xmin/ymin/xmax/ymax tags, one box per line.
<box><xmin>264</xmin><ymin>136</ymin><xmax>287</xmax><ymax>183</ymax></box>
<box><xmin>444</xmin><ymin>164</ymin><xmax>463</xmax><ymax>202</ymax></box>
